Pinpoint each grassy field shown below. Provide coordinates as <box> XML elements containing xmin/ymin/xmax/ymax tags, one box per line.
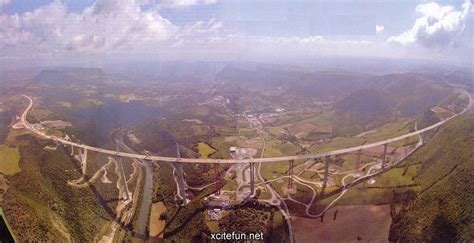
<box><xmin>197</xmin><ymin>142</ymin><xmax>216</xmax><ymax>158</ymax></box>
<box><xmin>308</xmin><ymin>137</ymin><xmax>365</xmax><ymax>153</ymax></box>
<box><xmin>5</xmin><ymin>129</ymin><xmax>32</xmax><ymax>146</ymax></box>
<box><xmin>221</xmin><ymin>179</ymin><xmax>237</xmax><ymax>191</ymax></box>
<box><xmin>261</xmin><ymin>162</ymin><xmax>289</xmax><ymax>180</ymax></box>
<box><xmin>360</xmin><ymin>119</ymin><xmax>411</xmax><ymax>140</ymax></box>
<box><xmin>306</xmin><ymin>119</ymin><xmax>418</xmax><ymax>153</ymax></box>
<box><xmin>361</xmin><ymin>119</ymin><xmax>418</xmax><ymax>147</ymax></box>
<box><xmin>263</xmin><ymin>137</ymin><xmax>302</xmax><ymax>157</ymax></box>
<box><xmin>205</xmin><ymin>216</ymin><xmax>219</xmax><ymax>232</ymax></box>
<box><xmin>431</xmin><ymin>106</ymin><xmax>455</xmax><ymax>120</ymax></box>
<box><xmin>339</xmin><ymin>154</ymin><xmax>376</xmax><ymax>171</ymax></box>
<box><xmin>210</xmin><ymin>137</ymin><xmax>232</xmax><ymax>159</ymax></box>
<box><xmin>266</xmin><ymin>127</ymin><xmax>286</xmax><ymax>137</ymax></box>
<box><xmin>370</xmin><ymin>165</ymin><xmax>417</xmax><ymax>187</ymax></box>
<box><xmin>45</xmin><ymin>129</ymin><xmax>64</xmax><ymax>138</ymax></box>
<box><xmin>0</xmin><ymin>145</ymin><xmax>20</xmax><ymax>175</ymax></box>
<box><xmin>239</xmin><ymin>128</ymin><xmax>258</xmax><ymax>138</ymax></box>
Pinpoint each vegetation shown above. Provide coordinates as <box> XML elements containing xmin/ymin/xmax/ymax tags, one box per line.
<box><xmin>0</xmin><ymin>145</ymin><xmax>20</xmax><ymax>175</ymax></box>
<box><xmin>0</xmin><ymin>111</ymin><xmax>14</xmax><ymax>144</ymax></box>
<box><xmin>0</xmin><ymin>136</ymin><xmax>112</xmax><ymax>241</ymax></box>
<box><xmin>164</xmin><ymin>187</ymin><xmax>214</xmax><ymax>241</ymax></box>
<box><xmin>197</xmin><ymin>142</ymin><xmax>216</xmax><ymax>158</ymax></box>
<box><xmin>0</xmin><ymin>208</ymin><xmax>16</xmax><ymax>242</ymax></box>
<box><xmin>218</xmin><ymin>201</ymin><xmax>273</xmax><ymax>239</ymax></box>
<box><xmin>389</xmin><ymin>114</ymin><xmax>474</xmax><ymax>242</ymax></box>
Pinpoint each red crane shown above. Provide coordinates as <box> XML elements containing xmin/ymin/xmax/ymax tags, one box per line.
<box><xmin>288</xmin><ymin>160</ymin><xmax>294</xmax><ymax>193</ymax></box>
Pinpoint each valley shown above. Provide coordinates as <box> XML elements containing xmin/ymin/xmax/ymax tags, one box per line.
<box><xmin>0</xmin><ymin>63</ymin><xmax>472</xmax><ymax>242</ymax></box>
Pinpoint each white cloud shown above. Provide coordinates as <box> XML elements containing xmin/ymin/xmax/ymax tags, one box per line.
<box><xmin>0</xmin><ymin>0</ymin><xmax>179</xmax><ymax>54</ymax></box>
<box><xmin>159</xmin><ymin>0</ymin><xmax>218</xmax><ymax>8</ymax></box>
<box><xmin>0</xmin><ymin>0</ymin><xmax>469</xmax><ymax>64</ymax></box>
<box><xmin>0</xmin><ymin>0</ymin><xmax>10</xmax><ymax>7</ymax></box>
<box><xmin>388</xmin><ymin>0</ymin><xmax>471</xmax><ymax>48</ymax></box>
<box><xmin>376</xmin><ymin>25</ymin><xmax>385</xmax><ymax>34</ymax></box>
<box><xmin>0</xmin><ymin>0</ymin><xmax>230</xmax><ymax>60</ymax></box>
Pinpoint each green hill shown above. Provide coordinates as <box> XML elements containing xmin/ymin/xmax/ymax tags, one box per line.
<box><xmin>34</xmin><ymin>68</ymin><xmax>106</xmax><ymax>84</ymax></box>
<box><xmin>335</xmin><ymin>89</ymin><xmax>394</xmax><ymax>114</ymax></box>
<box><xmin>389</xmin><ymin>113</ymin><xmax>474</xmax><ymax>242</ymax></box>
<box><xmin>0</xmin><ymin>136</ymin><xmax>114</xmax><ymax>241</ymax></box>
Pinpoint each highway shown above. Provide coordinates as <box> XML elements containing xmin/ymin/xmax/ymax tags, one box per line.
<box><xmin>19</xmin><ymin>90</ymin><xmax>472</xmax><ymax>164</ymax></box>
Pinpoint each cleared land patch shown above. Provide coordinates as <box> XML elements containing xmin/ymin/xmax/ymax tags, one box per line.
<box><xmin>293</xmin><ymin>205</ymin><xmax>392</xmax><ymax>242</ymax></box>
<box><xmin>0</xmin><ymin>145</ymin><xmax>20</xmax><ymax>175</ymax></box>
<box><xmin>197</xmin><ymin>142</ymin><xmax>216</xmax><ymax>158</ymax></box>
<box><xmin>149</xmin><ymin>202</ymin><xmax>167</xmax><ymax>240</ymax></box>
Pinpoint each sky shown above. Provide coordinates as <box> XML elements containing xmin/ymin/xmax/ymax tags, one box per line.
<box><xmin>0</xmin><ymin>0</ymin><xmax>473</xmax><ymax>67</ymax></box>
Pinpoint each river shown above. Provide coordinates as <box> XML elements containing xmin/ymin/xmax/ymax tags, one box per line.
<box><xmin>115</xmin><ymin>132</ymin><xmax>153</xmax><ymax>239</ymax></box>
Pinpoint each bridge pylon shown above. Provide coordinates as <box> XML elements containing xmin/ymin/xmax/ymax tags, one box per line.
<box><xmin>249</xmin><ymin>161</ymin><xmax>255</xmax><ymax>197</ymax></box>
<box><xmin>323</xmin><ymin>156</ymin><xmax>330</xmax><ymax>187</ymax></box>
<box><xmin>381</xmin><ymin>143</ymin><xmax>388</xmax><ymax>169</ymax></box>
<box><xmin>175</xmin><ymin>143</ymin><xmax>187</xmax><ymax>205</ymax></box>
<box><xmin>214</xmin><ymin>163</ymin><xmax>221</xmax><ymax>195</ymax></box>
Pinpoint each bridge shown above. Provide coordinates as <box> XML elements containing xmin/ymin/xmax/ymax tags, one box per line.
<box><xmin>19</xmin><ymin>92</ymin><xmax>472</xmax><ymax>164</ymax></box>
<box><xmin>17</xmin><ymin>91</ymin><xmax>472</xmax><ymax>242</ymax></box>
<box><xmin>18</xmin><ymin>91</ymin><xmax>472</xmax><ymax>200</ymax></box>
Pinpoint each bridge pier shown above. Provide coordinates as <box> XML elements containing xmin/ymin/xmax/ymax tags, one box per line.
<box><xmin>356</xmin><ymin>149</ymin><xmax>362</xmax><ymax>170</ymax></box>
<box><xmin>323</xmin><ymin>156</ymin><xmax>330</xmax><ymax>187</ymax></box>
<box><xmin>79</xmin><ymin>148</ymin><xmax>88</xmax><ymax>175</ymax></box>
<box><xmin>176</xmin><ymin>144</ymin><xmax>187</xmax><ymax>205</ymax></box>
<box><xmin>214</xmin><ymin>164</ymin><xmax>221</xmax><ymax>195</ymax></box>
<box><xmin>381</xmin><ymin>143</ymin><xmax>388</xmax><ymax>169</ymax></box>
<box><xmin>249</xmin><ymin>162</ymin><xmax>255</xmax><ymax>196</ymax></box>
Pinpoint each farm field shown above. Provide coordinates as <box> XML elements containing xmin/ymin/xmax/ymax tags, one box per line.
<box><xmin>293</xmin><ymin>205</ymin><xmax>392</xmax><ymax>242</ymax></box>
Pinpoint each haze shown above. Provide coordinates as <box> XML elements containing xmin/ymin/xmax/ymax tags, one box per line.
<box><xmin>0</xmin><ymin>0</ymin><xmax>473</xmax><ymax>67</ymax></box>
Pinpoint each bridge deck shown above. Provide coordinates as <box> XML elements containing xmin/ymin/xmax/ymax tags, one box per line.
<box><xmin>20</xmin><ymin>93</ymin><xmax>472</xmax><ymax>164</ymax></box>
